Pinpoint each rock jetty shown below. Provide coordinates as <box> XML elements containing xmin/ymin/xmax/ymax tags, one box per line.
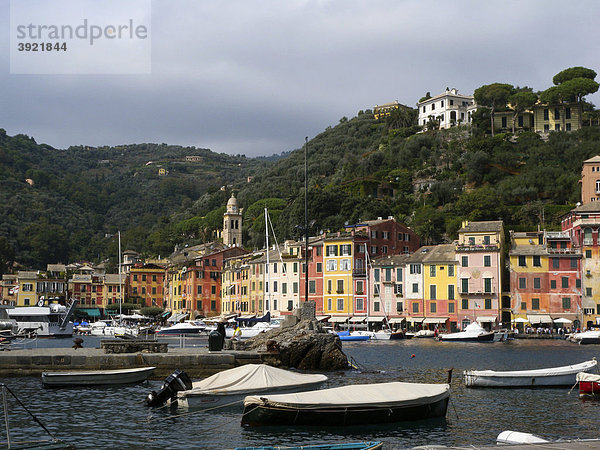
<box><xmin>228</xmin><ymin>302</ymin><xmax>348</xmax><ymax>371</ymax></box>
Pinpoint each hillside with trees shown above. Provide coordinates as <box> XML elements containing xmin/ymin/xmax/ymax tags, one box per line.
<box><xmin>1</xmin><ymin>66</ymin><xmax>600</xmax><ymax>271</ymax></box>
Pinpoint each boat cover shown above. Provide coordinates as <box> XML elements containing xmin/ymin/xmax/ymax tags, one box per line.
<box><xmin>243</xmin><ymin>381</ymin><xmax>449</xmax><ymax>409</ymax></box>
<box><xmin>576</xmin><ymin>372</ymin><xmax>600</xmax><ymax>382</ymax></box>
<box><xmin>180</xmin><ymin>364</ymin><xmax>327</xmax><ymax>397</ymax></box>
<box><xmin>466</xmin><ymin>360</ymin><xmax>597</xmax><ymax>378</ymax></box>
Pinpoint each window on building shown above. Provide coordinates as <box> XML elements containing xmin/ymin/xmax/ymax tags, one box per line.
<box><xmin>337</xmin><ymin>279</ymin><xmax>344</xmax><ymax>294</ymax></box>
<box><xmin>412</xmin><ymin>283</ymin><xmax>418</xmax><ymax>293</ymax></box>
<box><xmin>384</xmin><ymin>268</ymin><xmax>392</xmax><ymax>281</ymax></box>
<box><xmin>430</xmin><ymin>302</ymin><xmax>436</xmax><ymax>313</ymax></box>
<box><xmin>532</xmin><ymin>298</ymin><xmax>540</xmax><ymax>310</ymax></box>
<box><xmin>484</xmin><ymin>278</ymin><xmax>492</xmax><ymax>293</ymax></box>
<box><xmin>356</xmin><ymin>280</ymin><xmax>364</xmax><ymax>294</ymax></box>
<box><xmin>374</xmin><ymin>268</ymin><xmax>380</xmax><ymax>282</ymax></box>
<box><xmin>374</xmin><ymin>283</ymin><xmax>380</xmax><ymax>296</ymax></box>
<box><xmin>430</xmin><ymin>285</ymin><xmax>436</xmax><ymax>300</ymax></box>
<box><xmin>484</xmin><ymin>298</ymin><xmax>492</xmax><ymax>309</ymax></box>
<box><xmin>341</xmin><ymin>244</ymin><xmax>351</xmax><ymax>256</ymax></box>
<box><xmin>430</xmin><ymin>265</ymin><xmax>436</xmax><ymax>277</ymax></box>
<box><xmin>282</xmin><ymin>283</ymin><xmax>287</xmax><ymax>294</ymax></box>
<box><xmin>373</xmin><ymin>301</ymin><xmax>380</xmax><ymax>312</ymax></box>
<box><xmin>308</xmin><ymin>280</ymin><xmax>316</xmax><ymax>294</ymax></box>
<box><xmin>521</xmin><ymin>301</ymin><xmax>526</xmax><ymax>310</ymax></box>
<box><xmin>566</xmin><ymin>123</ymin><xmax>572</xmax><ymax>131</ymax></box>
<box><xmin>316</xmin><ymin>247</ymin><xmax>322</xmax><ymax>256</ymax></box>
<box><xmin>571</xmin><ymin>258</ymin><xmax>578</xmax><ymax>269</ymax></box>
<box><xmin>518</xmin><ymin>256</ymin><xmax>526</xmax><ymax>267</ymax></box>
<box><xmin>519</xmin><ymin>278</ymin><xmax>526</xmax><ymax>289</ymax></box>
<box><xmin>562</xmin><ymin>277</ymin><xmax>569</xmax><ymax>288</ymax></box>
<box><xmin>462</xmin><ymin>299</ymin><xmax>468</xmax><ymax>310</ymax></box>
<box><xmin>555</xmin><ymin>124</ymin><xmax>560</xmax><ymax>131</ymax></box>
<box><xmin>327</xmin><ymin>279</ymin><xmax>332</xmax><ymax>293</ymax></box>
<box><xmin>327</xmin><ymin>298</ymin><xmax>332</xmax><ymax>310</ymax></box>
<box><xmin>543</xmin><ymin>109</ymin><xmax>549</xmax><ymax>120</ymax></box>
<box><xmin>397</xmin><ymin>301</ymin><xmax>403</xmax><ymax>312</ymax></box>
<box><xmin>371</xmin><ymin>246</ymin><xmax>378</xmax><ymax>254</ymax></box>
<box><xmin>448</xmin><ymin>285</ymin><xmax>454</xmax><ymax>300</ymax></box>
<box><xmin>461</xmin><ymin>278</ymin><xmax>469</xmax><ymax>293</ymax></box>
<box><xmin>533</xmin><ymin>256</ymin><xmax>541</xmax><ymax>267</ymax></box>
<box><xmin>502</xmin><ymin>116</ymin><xmax>507</xmax><ymax>128</ymax></box>
<box><xmin>448</xmin><ymin>302</ymin><xmax>455</xmax><ymax>313</ymax></box>
<box><xmin>518</xmin><ymin>115</ymin><xmax>524</xmax><ymax>127</ymax></box>
<box><xmin>533</xmin><ymin>278</ymin><xmax>540</xmax><ymax>289</ymax></box>
<box><xmin>412</xmin><ymin>302</ymin><xmax>419</xmax><ymax>313</ymax></box>
<box><xmin>562</xmin><ymin>297</ymin><xmax>571</xmax><ymax>309</ymax></box>
<box><xmin>586</xmin><ymin>287</ymin><xmax>592</xmax><ymax>297</ymax></box>
<box><xmin>552</xmin><ymin>258</ymin><xmax>560</xmax><ymax>269</ymax></box>
<box><xmin>448</xmin><ymin>265</ymin><xmax>454</xmax><ymax>277</ymax></box>
<box><xmin>396</xmin><ymin>268</ymin><xmax>403</xmax><ymax>282</ymax></box>
<box><xmin>316</xmin><ymin>262</ymin><xmax>322</xmax><ymax>273</ymax></box>
<box><xmin>461</xmin><ymin>256</ymin><xmax>468</xmax><ymax>267</ymax></box>
<box><xmin>544</xmin><ymin>124</ymin><xmax>550</xmax><ymax>132</ymax></box>
<box><xmin>410</xmin><ymin>264</ymin><xmax>421</xmax><ymax>274</ymax></box>
<box><xmin>484</xmin><ymin>255</ymin><xmax>491</xmax><ymax>267</ymax></box>
<box><xmin>326</xmin><ymin>260</ymin><xmax>337</xmax><ymax>271</ymax></box>
<box><xmin>326</xmin><ymin>245</ymin><xmax>338</xmax><ymax>256</ymax></box>
<box><xmin>340</xmin><ymin>259</ymin><xmax>351</xmax><ymax>271</ymax></box>
<box><xmin>554</xmin><ymin>108</ymin><xmax>560</xmax><ymax>120</ymax></box>
<box><xmin>337</xmin><ymin>298</ymin><xmax>344</xmax><ymax>311</ymax></box>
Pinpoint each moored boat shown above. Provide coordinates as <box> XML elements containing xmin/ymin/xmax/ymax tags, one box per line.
<box><xmin>241</xmin><ymin>381</ymin><xmax>450</xmax><ymax>427</ymax></box>
<box><xmin>336</xmin><ymin>330</ymin><xmax>370</xmax><ymax>341</ymax></box>
<box><xmin>42</xmin><ymin>366</ymin><xmax>155</xmax><ymax>387</ymax></box>
<box><xmin>235</xmin><ymin>442</ymin><xmax>383</xmax><ymax>450</ymax></box>
<box><xmin>464</xmin><ymin>359</ymin><xmax>598</xmax><ymax>387</ymax></box>
<box><xmin>6</xmin><ymin>302</ymin><xmax>76</xmax><ymax>337</ymax></box>
<box><xmin>148</xmin><ymin>364</ymin><xmax>328</xmax><ymax>409</ymax></box>
<box><xmin>569</xmin><ymin>330</ymin><xmax>600</xmax><ymax>345</ymax></box>
<box><xmin>576</xmin><ymin>372</ymin><xmax>600</xmax><ymax>398</ymax></box>
<box><xmin>156</xmin><ymin>320</ymin><xmax>208</xmax><ymax>336</ymax></box>
<box><xmin>438</xmin><ymin>322</ymin><xmax>494</xmax><ymax>342</ymax></box>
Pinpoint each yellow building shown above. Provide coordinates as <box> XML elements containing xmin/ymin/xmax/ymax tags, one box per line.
<box><xmin>422</xmin><ymin>244</ymin><xmax>457</xmax><ymax>331</ymax></box>
<box><xmin>323</xmin><ymin>236</ymin><xmax>355</xmax><ymax>318</ymax></box>
<box><xmin>373</xmin><ymin>101</ymin><xmax>399</xmax><ymax>120</ymax></box>
<box><xmin>16</xmin><ymin>271</ymin><xmax>39</xmax><ymax>306</ymax></box>
<box><xmin>532</xmin><ymin>103</ymin><xmax>581</xmax><ymax>133</ymax></box>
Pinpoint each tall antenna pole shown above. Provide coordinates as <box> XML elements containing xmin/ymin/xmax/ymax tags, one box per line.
<box><xmin>265</xmin><ymin>208</ymin><xmax>270</xmax><ymax>314</ymax></box>
<box><xmin>304</xmin><ymin>136</ymin><xmax>309</xmax><ymax>303</ymax></box>
<box><xmin>118</xmin><ymin>231</ymin><xmax>122</xmax><ymax>320</ymax></box>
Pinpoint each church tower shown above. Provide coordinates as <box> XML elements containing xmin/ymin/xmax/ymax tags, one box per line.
<box><xmin>223</xmin><ymin>193</ymin><xmax>242</xmax><ymax>247</ymax></box>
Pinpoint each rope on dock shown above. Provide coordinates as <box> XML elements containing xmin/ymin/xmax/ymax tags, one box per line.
<box><xmin>143</xmin><ymin>398</ymin><xmax>244</xmax><ymax>422</ymax></box>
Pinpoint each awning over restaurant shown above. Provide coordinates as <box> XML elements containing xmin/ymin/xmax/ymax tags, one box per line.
<box><xmin>349</xmin><ymin>316</ymin><xmax>366</xmax><ymax>323</ymax></box>
<box><xmin>368</xmin><ymin>317</ymin><xmax>385</xmax><ymax>323</ymax></box>
<box><xmin>423</xmin><ymin>317</ymin><xmax>448</xmax><ymax>324</ymax></box>
<box><xmin>550</xmin><ymin>314</ymin><xmax>577</xmax><ymax>321</ymax></box>
<box><xmin>476</xmin><ymin>316</ymin><xmax>497</xmax><ymax>323</ymax></box>
<box><xmin>407</xmin><ymin>317</ymin><xmax>424</xmax><ymax>323</ymax></box>
<box><xmin>388</xmin><ymin>318</ymin><xmax>406</xmax><ymax>324</ymax></box>
<box><xmin>316</xmin><ymin>315</ymin><xmax>330</xmax><ymax>322</ymax></box>
<box><xmin>79</xmin><ymin>308</ymin><xmax>100</xmax><ymax>317</ymax></box>
<box><xmin>167</xmin><ymin>312</ymin><xmax>189</xmax><ymax>323</ymax></box>
<box><xmin>328</xmin><ymin>316</ymin><xmax>350</xmax><ymax>323</ymax></box>
<box><xmin>527</xmin><ymin>314</ymin><xmax>552</xmax><ymax>324</ymax></box>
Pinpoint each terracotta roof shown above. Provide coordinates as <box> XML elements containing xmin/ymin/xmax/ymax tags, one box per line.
<box><xmin>459</xmin><ymin>221</ymin><xmax>504</xmax><ymax>233</ymax></box>
<box><xmin>584</xmin><ymin>155</ymin><xmax>600</xmax><ymax>163</ymax></box>
<box><xmin>571</xmin><ymin>202</ymin><xmax>600</xmax><ymax>213</ymax></box>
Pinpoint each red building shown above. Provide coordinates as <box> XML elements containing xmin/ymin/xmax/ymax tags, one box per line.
<box><xmin>299</xmin><ymin>237</ymin><xmax>324</xmax><ymax>314</ymax></box>
<box><xmin>193</xmin><ymin>246</ymin><xmax>247</xmax><ymax>317</ymax></box>
<box><xmin>344</xmin><ymin>217</ymin><xmax>420</xmax><ymax>258</ymax></box>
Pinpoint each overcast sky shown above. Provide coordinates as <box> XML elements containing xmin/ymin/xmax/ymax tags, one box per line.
<box><xmin>1</xmin><ymin>0</ymin><xmax>599</xmax><ymax>157</ymax></box>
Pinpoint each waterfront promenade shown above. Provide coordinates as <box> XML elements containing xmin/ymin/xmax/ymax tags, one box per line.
<box><xmin>0</xmin><ymin>346</ymin><xmax>263</xmax><ymax>377</ymax></box>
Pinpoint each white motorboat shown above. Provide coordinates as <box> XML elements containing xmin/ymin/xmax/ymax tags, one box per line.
<box><xmin>464</xmin><ymin>359</ymin><xmax>598</xmax><ymax>387</ymax></box>
<box><xmin>6</xmin><ymin>303</ymin><xmax>76</xmax><ymax>337</ymax></box>
<box><xmin>414</xmin><ymin>330</ymin><xmax>435</xmax><ymax>338</ymax></box>
<box><xmin>438</xmin><ymin>322</ymin><xmax>494</xmax><ymax>342</ymax></box>
<box><xmin>42</xmin><ymin>366</ymin><xmax>155</xmax><ymax>387</ymax></box>
<box><xmin>156</xmin><ymin>320</ymin><xmax>208</xmax><ymax>336</ymax></box>
<box><xmin>569</xmin><ymin>330</ymin><xmax>600</xmax><ymax>345</ymax></box>
<box><xmin>89</xmin><ymin>321</ymin><xmax>139</xmax><ymax>338</ymax></box>
<box><xmin>148</xmin><ymin>364</ymin><xmax>327</xmax><ymax>409</ymax></box>
<box><xmin>241</xmin><ymin>381</ymin><xmax>450</xmax><ymax>426</ymax></box>
<box><xmin>225</xmin><ymin>321</ymin><xmax>279</xmax><ymax>339</ymax></box>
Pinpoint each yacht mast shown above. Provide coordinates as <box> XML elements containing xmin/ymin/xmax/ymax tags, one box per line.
<box><xmin>118</xmin><ymin>231</ymin><xmax>122</xmax><ymax>320</ymax></box>
<box><xmin>265</xmin><ymin>208</ymin><xmax>270</xmax><ymax>314</ymax></box>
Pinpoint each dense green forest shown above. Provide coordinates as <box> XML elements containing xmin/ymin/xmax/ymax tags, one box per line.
<box><xmin>2</xmin><ymin>67</ymin><xmax>600</xmax><ymax>272</ymax></box>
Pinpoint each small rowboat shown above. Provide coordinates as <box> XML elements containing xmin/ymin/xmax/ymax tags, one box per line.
<box><xmin>464</xmin><ymin>359</ymin><xmax>597</xmax><ymax>388</ymax></box>
<box><xmin>577</xmin><ymin>372</ymin><xmax>600</xmax><ymax>398</ymax></box>
<box><xmin>42</xmin><ymin>366</ymin><xmax>155</xmax><ymax>387</ymax></box>
<box><xmin>241</xmin><ymin>381</ymin><xmax>450</xmax><ymax>427</ymax></box>
<box><xmin>235</xmin><ymin>442</ymin><xmax>383</xmax><ymax>450</ymax></box>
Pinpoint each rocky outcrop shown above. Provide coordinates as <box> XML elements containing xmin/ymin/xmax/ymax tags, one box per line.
<box><xmin>229</xmin><ymin>320</ymin><xmax>348</xmax><ymax>371</ymax></box>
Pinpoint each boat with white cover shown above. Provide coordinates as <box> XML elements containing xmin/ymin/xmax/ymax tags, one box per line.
<box><xmin>241</xmin><ymin>381</ymin><xmax>450</xmax><ymax>426</ymax></box>
<box><xmin>42</xmin><ymin>366</ymin><xmax>155</xmax><ymax>387</ymax></box>
<box><xmin>438</xmin><ymin>322</ymin><xmax>494</xmax><ymax>342</ymax></box>
<box><xmin>174</xmin><ymin>364</ymin><xmax>328</xmax><ymax>409</ymax></box>
<box><xmin>156</xmin><ymin>320</ymin><xmax>208</xmax><ymax>336</ymax></box>
<box><xmin>464</xmin><ymin>359</ymin><xmax>598</xmax><ymax>387</ymax></box>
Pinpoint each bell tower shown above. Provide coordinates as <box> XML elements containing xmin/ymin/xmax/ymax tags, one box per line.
<box><xmin>223</xmin><ymin>193</ymin><xmax>242</xmax><ymax>247</ymax></box>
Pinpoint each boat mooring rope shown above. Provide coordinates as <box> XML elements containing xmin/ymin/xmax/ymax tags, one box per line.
<box><xmin>143</xmin><ymin>398</ymin><xmax>244</xmax><ymax>423</ymax></box>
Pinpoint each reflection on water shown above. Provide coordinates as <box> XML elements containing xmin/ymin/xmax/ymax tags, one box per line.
<box><xmin>1</xmin><ymin>338</ymin><xmax>599</xmax><ymax>448</ymax></box>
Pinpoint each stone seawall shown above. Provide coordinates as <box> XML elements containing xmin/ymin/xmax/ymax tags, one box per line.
<box><xmin>0</xmin><ymin>348</ymin><xmax>263</xmax><ymax>378</ymax></box>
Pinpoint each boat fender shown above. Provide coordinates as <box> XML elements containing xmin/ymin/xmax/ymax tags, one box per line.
<box><xmin>145</xmin><ymin>369</ymin><xmax>193</xmax><ymax>407</ymax></box>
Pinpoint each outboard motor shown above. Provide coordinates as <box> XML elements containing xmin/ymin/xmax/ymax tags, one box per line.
<box><xmin>145</xmin><ymin>369</ymin><xmax>193</xmax><ymax>407</ymax></box>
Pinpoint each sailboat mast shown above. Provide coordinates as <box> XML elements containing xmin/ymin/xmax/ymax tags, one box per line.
<box><xmin>304</xmin><ymin>136</ymin><xmax>309</xmax><ymax>304</ymax></box>
<box><xmin>118</xmin><ymin>231</ymin><xmax>122</xmax><ymax>320</ymax></box>
<box><xmin>365</xmin><ymin>243</ymin><xmax>369</xmax><ymax>326</ymax></box>
<box><xmin>265</xmin><ymin>208</ymin><xmax>270</xmax><ymax>314</ymax></box>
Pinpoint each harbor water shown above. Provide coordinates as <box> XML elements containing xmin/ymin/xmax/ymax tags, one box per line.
<box><xmin>1</xmin><ymin>337</ymin><xmax>599</xmax><ymax>449</ymax></box>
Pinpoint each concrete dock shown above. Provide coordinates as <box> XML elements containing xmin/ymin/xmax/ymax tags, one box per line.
<box><xmin>0</xmin><ymin>346</ymin><xmax>265</xmax><ymax>378</ymax></box>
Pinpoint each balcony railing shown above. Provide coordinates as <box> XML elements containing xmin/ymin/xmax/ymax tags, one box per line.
<box><xmin>456</xmin><ymin>244</ymin><xmax>499</xmax><ymax>252</ymax></box>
